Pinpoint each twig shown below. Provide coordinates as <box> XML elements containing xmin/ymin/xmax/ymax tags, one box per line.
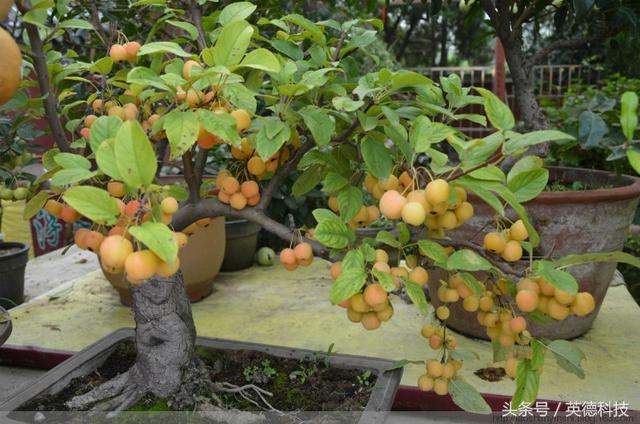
<box><xmin>182</xmin><ymin>150</ymin><xmax>200</xmax><ymax>204</ymax></box>
<box><xmin>446</xmin><ymin>151</ymin><xmax>503</xmax><ymax>181</ymax></box>
<box><xmin>528</xmin><ymin>34</ymin><xmax>606</xmax><ymax>65</ymax></box>
<box><xmin>332</xmin><ymin>31</ymin><xmax>347</xmax><ymax>61</ymax></box>
<box><xmin>187</xmin><ymin>0</ymin><xmax>207</xmax><ymax>50</ymax></box>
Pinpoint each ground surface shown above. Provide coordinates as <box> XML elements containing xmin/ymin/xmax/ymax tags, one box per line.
<box><xmin>1</xmin><ymin>251</ymin><xmax>639</xmax><ymax>410</ymax></box>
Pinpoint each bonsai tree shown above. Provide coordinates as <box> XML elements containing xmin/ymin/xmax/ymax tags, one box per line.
<box><xmin>11</xmin><ymin>0</ymin><xmax>640</xmax><ymax>414</ymax></box>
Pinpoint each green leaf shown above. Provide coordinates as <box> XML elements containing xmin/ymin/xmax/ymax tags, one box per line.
<box><xmin>507</xmin><ymin>156</ymin><xmax>544</xmax><ymax>184</ymax></box>
<box><xmin>504</xmin><ymin>130</ymin><xmax>575</xmax><ymax>155</ymax></box>
<box><xmin>330</xmin><ymin>270</ymin><xmax>367</xmax><ymax>304</ymax></box>
<box><xmin>299</xmin><ymin>106</ymin><xmax>334</xmax><ymax>146</ymax></box>
<box><xmin>578</xmin><ymin>111</ymin><xmax>608</xmax><ymax>147</ymax></box>
<box><xmin>411</xmin><ymin>120</ymin><xmax>456</xmax><ymax>153</ymax></box>
<box><xmin>51</xmin><ymin>168</ymin><xmax>96</xmax><ymax>186</ymax></box>
<box><xmin>512</xmin><ymin>359</ymin><xmax>540</xmax><ymax>409</ymax></box>
<box><xmin>376</xmin><ymin>231</ymin><xmax>400</xmax><ymax>248</ymax></box>
<box><xmin>270</xmin><ymin>40</ymin><xmax>303</xmax><ymax>60</ymax></box>
<box><xmin>449</xmin><ymin>349</ymin><xmax>480</xmax><ymax>362</ymax></box>
<box><xmin>256</xmin><ymin>118</ymin><xmax>290</xmax><ymax>160</ymax></box>
<box><xmin>389</xmin><ymin>70</ymin><xmax>433</xmax><ymax>91</ymax></box>
<box><xmin>628</xmin><ymin>149</ymin><xmax>640</xmax><ymax>174</ymax></box>
<box><xmin>42</xmin><ymin>148</ymin><xmax>61</xmax><ymax>171</ymax></box>
<box><xmin>292</xmin><ymin>164</ymin><xmax>324</xmax><ymax>197</ymax></box>
<box><xmin>456</xmin><ymin>178</ymin><xmax>505</xmax><ymax>217</ymax></box>
<box><xmin>403</xmin><ymin>279</ymin><xmax>429</xmax><ymax>315</ymax></box>
<box><xmin>58</xmin><ymin>19</ymin><xmax>94</xmax><ymax>30</ymax></box>
<box><xmin>164</xmin><ymin>110</ymin><xmax>199</xmax><ymax>159</ymax></box>
<box><xmin>166</xmin><ymin>20</ymin><xmax>198</xmax><ymax>40</ymax></box>
<box><xmin>127</xmin><ymin>67</ymin><xmax>170</xmax><ymax>91</ymax></box>
<box><xmin>474</xmin><ymin>87</ymin><xmax>514</xmax><ymax>131</ymax></box>
<box><xmin>447</xmin><ymin>249</ymin><xmax>493</xmax><ymax>271</ymax></box>
<box><xmin>338</xmin><ymin>186</ymin><xmax>363</xmax><ymax>222</ymax></box>
<box><xmin>213</xmin><ymin>20</ymin><xmax>254</xmax><ymax>67</ymax></box>
<box><xmin>460</xmin><ymin>272</ymin><xmax>485</xmax><ymax>297</ymax></box>
<box><xmin>533</xmin><ymin>262</ymin><xmax>578</xmax><ymax>295</ymax></box>
<box><xmin>23</xmin><ymin>191</ymin><xmax>49</xmax><ymax>220</ymax></box>
<box><xmin>468</xmin><ymin>166</ymin><xmax>505</xmax><ymax>182</ymax></box>
<box><xmin>62</xmin><ymin>186</ymin><xmax>120</xmax><ymax>225</ymax></box>
<box><xmin>315</xmin><ymin>216</ymin><xmax>354</xmax><ymax>249</ymax></box>
<box><xmin>372</xmin><ymin>269</ymin><xmax>395</xmax><ymax>292</ymax></box>
<box><xmin>238</xmin><ymin>48</ymin><xmax>280</xmax><ymax>72</ymax></box>
<box><xmin>139</xmin><ymin>41</ymin><xmax>191</xmax><ymax>57</ymax></box>
<box><xmin>322</xmin><ymin>172</ymin><xmax>348</xmax><ymax>194</ymax></box>
<box><xmin>54</xmin><ymin>153</ymin><xmax>91</xmax><ymax>170</ymax></box>
<box><xmin>492</xmin><ymin>340</ymin><xmax>508</xmax><ymax>362</ymax></box>
<box><xmin>282</xmin><ymin>14</ymin><xmax>325</xmax><ymax>44</ymax></box>
<box><xmin>96</xmin><ymin>138</ymin><xmax>123</xmax><ymax>181</ymax></box>
<box><xmin>397</xmin><ymin>222</ymin><xmax>410</xmax><ymax>245</ymax></box>
<box><xmin>198</xmin><ymin>109</ymin><xmax>241</xmax><ymax>145</ymax></box>
<box><xmin>417</xmin><ymin>240</ymin><xmax>449</xmax><ymax>266</ymax></box>
<box><xmin>332</xmin><ymin>96</ymin><xmax>364</xmax><ymax>112</ymax></box>
<box><xmin>128</xmin><ymin>222</ymin><xmax>178</xmax><ymax>264</ymax></box>
<box><xmin>219</xmin><ymin>1</ymin><xmax>257</xmax><ymax>26</ymax></box>
<box><xmin>621</xmin><ymin>91</ymin><xmax>638</xmax><ymax>141</ymax></box>
<box><xmin>491</xmin><ymin>184</ymin><xmax>540</xmax><ymax>246</ymax></box>
<box><xmin>114</xmin><ymin>120</ymin><xmax>157</xmax><ymax>188</ymax></box>
<box><xmin>89</xmin><ymin>116</ymin><xmax>122</xmax><ymax>152</ymax></box>
<box><xmin>448</xmin><ymin>380</ymin><xmax>491</xmax><ymax>415</ymax></box>
<box><xmin>507</xmin><ymin>168</ymin><xmax>549</xmax><ymax>203</ymax></box>
<box><xmin>361</xmin><ymin>135</ymin><xmax>393</xmax><ymax>180</ymax></box>
<box><xmin>542</xmin><ymin>340</ymin><xmax>586</xmax><ymax>379</ymax></box>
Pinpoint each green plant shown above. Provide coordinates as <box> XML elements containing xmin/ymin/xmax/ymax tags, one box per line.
<box><xmin>243</xmin><ymin>359</ymin><xmax>277</xmax><ymax>385</ymax></box>
<box><xmin>7</xmin><ymin>0</ymin><xmax>640</xmax><ymax>415</ymax></box>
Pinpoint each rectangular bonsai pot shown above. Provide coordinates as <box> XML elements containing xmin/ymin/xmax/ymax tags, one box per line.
<box><xmin>0</xmin><ymin>328</ymin><xmax>402</xmax><ymax>423</ymax></box>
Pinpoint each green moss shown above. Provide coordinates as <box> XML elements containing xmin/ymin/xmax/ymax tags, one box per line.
<box><xmin>128</xmin><ymin>398</ymin><xmax>170</xmax><ymax>412</ymax></box>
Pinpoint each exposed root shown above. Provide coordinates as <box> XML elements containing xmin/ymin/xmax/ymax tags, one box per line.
<box><xmin>215</xmin><ymin>382</ymin><xmax>282</xmax><ymax>414</ymax></box>
<box><xmin>65</xmin><ymin>370</ymin><xmax>132</xmax><ymax>410</ymax></box>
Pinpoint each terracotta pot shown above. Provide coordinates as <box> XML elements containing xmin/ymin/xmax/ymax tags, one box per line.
<box><xmin>102</xmin><ymin>217</ymin><xmax>226</xmax><ymax>306</ymax></box>
<box><xmin>429</xmin><ymin>167</ymin><xmax>640</xmax><ymax>340</ymax></box>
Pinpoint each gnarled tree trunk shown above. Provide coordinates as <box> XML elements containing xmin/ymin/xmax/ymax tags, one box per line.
<box><xmin>67</xmin><ymin>272</ymin><xmax>197</xmax><ymax>411</ymax></box>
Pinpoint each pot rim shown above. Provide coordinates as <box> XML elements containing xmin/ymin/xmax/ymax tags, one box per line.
<box><xmin>0</xmin><ymin>242</ymin><xmax>30</xmax><ymax>259</ymax></box>
<box><xmin>532</xmin><ymin>166</ymin><xmax>640</xmax><ymax>204</ymax></box>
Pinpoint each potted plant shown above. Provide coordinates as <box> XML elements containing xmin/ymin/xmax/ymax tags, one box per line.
<box><xmin>5</xmin><ymin>1</ymin><xmax>640</xmax><ymax>417</ymax></box>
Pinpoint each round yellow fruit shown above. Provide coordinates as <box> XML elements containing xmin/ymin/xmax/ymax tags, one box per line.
<box><xmin>0</xmin><ymin>27</ymin><xmax>22</xmax><ymax>106</ymax></box>
<box><xmin>379</xmin><ymin>190</ymin><xmax>407</xmax><ymax>220</ymax></box>
<box><xmin>425</xmin><ymin>179</ymin><xmax>450</xmax><ymax>205</ymax></box>
<box><xmin>401</xmin><ymin>201</ymin><xmax>427</xmax><ymax>226</ymax></box>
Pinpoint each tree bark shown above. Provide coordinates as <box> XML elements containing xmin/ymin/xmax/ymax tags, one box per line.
<box><xmin>67</xmin><ymin>272</ymin><xmax>197</xmax><ymax>410</ymax></box>
<box><xmin>438</xmin><ymin>16</ymin><xmax>448</xmax><ymax>67</ymax></box>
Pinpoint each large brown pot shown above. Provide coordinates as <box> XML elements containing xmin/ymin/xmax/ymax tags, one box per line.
<box><xmin>428</xmin><ymin>167</ymin><xmax>640</xmax><ymax>340</ymax></box>
<box><xmin>102</xmin><ymin>217</ymin><xmax>226</xmax><ymax>306</ymax></box>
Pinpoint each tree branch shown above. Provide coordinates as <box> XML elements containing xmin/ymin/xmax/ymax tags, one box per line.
<box><xmin>171</xmin><ymin>197</ymin><xmax>330</xmax><ymax>257</ymax></box>
<box><xmin>446</xmin><ymin>151</ymin><xmax>503</xmax><ymax>181</ymax></box>
<box><xmin>193</xmin><ymin>148</ymin><xmax>208</xmax><ymax>189</ymax></box>
<box><xmin>332</xmin><ymin>31</ymin><xmax>347</xmax><ymax>61</ymax></box>
<box><xmin>88</xmin><ymin>1</ymin><xmax>108</xmax><ymax>47</ymax></box>
<box><xmin>528</xmin><ymin>34</ymin><xmax>605</xmax><ymax>65</ymax></box>
<box><xmin>437</xmin><ymin>239</ymin><xmax>526</xmax><ymax>278</ymax></box>
<box><xmin>187</xmin><ymin>0</ymin><xmax>207</xmax><ymax>50</ymax></box>
<box><xmin>182</xmin><ymin>150</ymin><xmax>199</xmax><ymax>204</ymax></box>
<box><xmin>16</xmin><ymin>1</ymin><xmax>70</xmax><ymax>152</ymax></box>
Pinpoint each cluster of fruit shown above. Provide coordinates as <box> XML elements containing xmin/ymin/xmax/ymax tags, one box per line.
<box><xmin>108</xmin><ymin>41</ymin><xmax>141</xmax><ymax>63</ymax></box>
<box><xmin>418</xmin><ymin>324</ymin><xmax>461</xmax><ymax>395</ymax></box>
<box><xmin>43</xmin><ymin>198</ymin><xmax>81</xmax><ymax>223</ymax></box>
<box><xmin>327</xmin><ymin>198</ymin><xmax>381</xmax><ymax>229</ymax></box>
<box><xmin>483</xmin><ymin>219</ymin><xmax>529</xmax><ymax>262</ymax></box>
<box><xmin>279</xmin><ymin>242</ymin><xmax>314</xmax><ymax>271</ymax></box>
<box><xmin>514</xmin><ymin>276</ymin><xmax>596</xmax><ymax>320</ymax></box>
<box><xmin>79</xmin><ymin>100</ymin><xmax>142</xmax><ymax>141</ymax></box>
<box><xmin>214</xmin><ymin>171</ymin><xmax>260</xmax><ymax>210</ymax></box>
<box><xmin>328</xmin><ymin>249</ymin><xmax>429</xmax><ymax>330</ymax></box>
<box><xmin>0</xmin><ymin>185</ymin><xmax>29</xmax><ymax>202</ymax></box>
<box><xmin>371</xmin><ymin>176</ymin><xmax>474</xmax><ymax>233</ymax></box>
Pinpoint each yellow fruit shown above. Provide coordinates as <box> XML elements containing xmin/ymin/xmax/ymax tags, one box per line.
<box><xmin>375</xmin><ymin>249</ymin><xmax>389</xmax><ymax>263</ymax></box>
<box><xmin>294</xmin><ymin>242</ymin><xmax>313</xmax><ymax>261</ymax></box>
<box><xmin>484</xmin><ymin>312</ymin><xmax>499</xmax><ymax>327</ymax></box>
<box><xmin>157</xmin><ymin>257</ymin><xmax>180</xmax><ymax>277</ymax></box>
<box><xmin>454</xmin><ymin>201</ymin><xmax>474</xmax><ymax>222</ymax></box>
<box><xmin>100</xmin><ymin>235</ymin><xmax>134</xmax><ymax>271</ymax></box>
<box><xmin>433</xmin><ymin>378</ymin><xmax>449</xmax><ymax>396</ymax></box>
<box><xmin>247</xmin><ymin>156</ymin><xmax>266</xmax><ymax>176</ymax></box>
<box><xmin>349</xmin><ymin>293</ymin><xmax>369</xmax><ymax>313</ymax></box>
<box><xmin>241</xmin><ymin>180</ymin><xmax>260</xmax><ymax>198</ymax></box>
<box><xmin>437</xmin><ymin>211</ymin><xmax>457</xmax><ymax>230</ymax></box>
<box><xmin>453</xmin><ymin>186</ymin><xmax>467</xmax><ymax>207</ymax></box>
<box><xmin>109</xmin><ymin>44</ymin><xmax>127</xmax><ymax>62</ymax></box>
<box><xmin>379</xmin><ymin>190</ymin><xmax>407</xmax><ymax>220</ymax></box>
<box><xmin>510</xmin><ymin>219</ymin><xmax>529</xmax><ymax>241</ymax></box>
<box><xmin>175</xmin><ymin>232</ymin><xmax>188</xmax><ymax>248</ymax></box>
<box><xmin>378</xmin><ymin>175</ymin><xmax>399</xmax><ymax>191</ymax></box>
<box><xmin>421</xmin><ymin>324</ymin><xmax>435</xmax><ymax>338</ymax></box>
<box><xmin>417</xmin><ymin>375</ymin><xmax>434</xmax><ymax>392</ymax></box>
<box><xmin>373</xmin><ymin>261</ymin><xmax>391</xmax><ymax>274</ymax></box>
<box><xmin>361</xmin><ymin>312</ymin><xmax>381</xmax><ymax>330</ymax></box>
<box><xmin>376</xmin><ymin>305</ymin><xmax>394</xmax><ymax>321</ymax></box>
<box><xmin>501</xmin><ymin>240</ymin><xmax>523</xmax><ymax>262</ymax></box>
<box><xmin>429</xmin><ymin>334</ymin><xmax>443</xmax><ymax>350</ymax></box>
<box><xmin>401</xmin><ymin>202</ymin><xmax>427</xmax><ymax>226</ymax></box>
<box><xmin>436</xmin><ymin>306</ymin><xmax>450</xmax><ymax>320</ymax></box>
<box><xmin>122</xmin><ymin>103</ymin><xmax>138</xmax><ymax>121</ymax></box>
<box><xmin>230</xmin><ymin>193</ymin><xmax>247</xmax><ymax>210</ymax></box>
<box><xmin>554</xmin><ymin>289</ymin><xmax>575</xmax><ymax>306</ymax></box>
<box><xmin>365</xmin><ymin>205</ymin><xmax>380</xmax><ymax>223</ymax></box>
<box><xmin>160</xmin><ymin>197</ymin><xmax>179</xmax><ymax>215</ymax></box>
<box><xmin>479</xmin><ymin>295</ymin><xmax>494</xmax><ymax>312</ymax></box>
<box><xmin>222</xmin><ymin>176</ymin><xmax>240</xmax><ymax>195</ymax></box>
<box><xmin>351</xmin><ymin>206</ymin><xmax>370</xmax><ymax>228</ymax></box>
<box><xmin>425</xmin><ymin>179</ymin><xmax>450</xmax><ymax>205</ymax></box>
<box><xmin>444</xmin><ymin>288</ymin><xmax>459</xmax><ymax>303</ymax></box>
<box><xmin>505</xmin><ymin>357</ymin><xmax>518</xmax><ymax>378</ymax></box>
<box><xmin>548</xmin><ymin>298</ymin><xmax>570</xmax><ymax>320</ymax></box>
<box><xmin>409</xmin><ymin>266</ymin><xmax>429</xmax><ymax>286</ymax></box>
<box><xmin>517</xmin><ymin>278</ymin><xmax>540</xmax><ymax>294</ymax></box>
<box><xmin>537</xmin><ymin>277</ymin><xmax>556</xmax><ymax>296</ymax></box>
<box><xmin>347</xmin><ymin>308</ymin><xmax>362</xmax><ymax>323</ymax></box>
<box><xmin>571</xmin><ymin>292</ymin><xmax>596</xmax><ymax>317</ymax></box>
<box><xmin>230</xmin><ymin>109</ymin><xmax>252</xmax><ymax>132</ymax></box>
<box><xmin>0</xmin><ymin>1</ymin><xmax>14</xmax><ymax>22</ymax></box>
<box><xmin>279</xmin><ymin>248</ymin><xmax>296</xmax><ymax>265</ymax></box>
<box><xmin>463</xmin><ymin>296</ymin><xmax>479</xmax><ymax>312</ymax></box>
<box><xmin>364</xmin><ymin>175</ymin><xmax>378</xmax><ymax>192</ymax></box>
<box><xmin>125</xmin><ymin>250</ymin><xmax>159</xmax><ymax>284</ymax></box>
<box><xmin>516</xmin><ymin>289</ymin><xmax>539</xmax><ymax>313</ymax></box>
<box><xmin>442</xmin><ymin>363</ymin><xmax>456</xmax><ymax>379</ymax></box>
<box><xmin>483</xmin><ymin>232</ymin><xmax>507</xmax><ymax>254</ymax></box>
<box><xmin>426</xmin><ymin>359</ymin><xmax>444</xmax><ymax>378</ymax></box>
<box><xmin>328</xmin><ymin>196</ymin><xmax>339</xmax><ymax>212</ymax></box>
<box><xmin>363</xmin><ymin>284</ymin><xmax>388</xmax><ymax>307</ymax></box>
<box><xmin>428</xmin><ymin>202</ymin><xmax>448</xmax><ymax>216</ymax></box>
<box><xmin>182</xmin><ymin>60</ymin><xmax>201</xmax><ymax>79</ymax></box>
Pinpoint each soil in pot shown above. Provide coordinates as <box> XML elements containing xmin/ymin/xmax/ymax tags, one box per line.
<box><xmin>19</xmin><ymin>340</ymin><xmax>376</xmax><ymax>416</ymax></box>
<box><xmin>0</xmin><ymin>242</ymin><xmax>29</xmax><ymax>309</ymax></box>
